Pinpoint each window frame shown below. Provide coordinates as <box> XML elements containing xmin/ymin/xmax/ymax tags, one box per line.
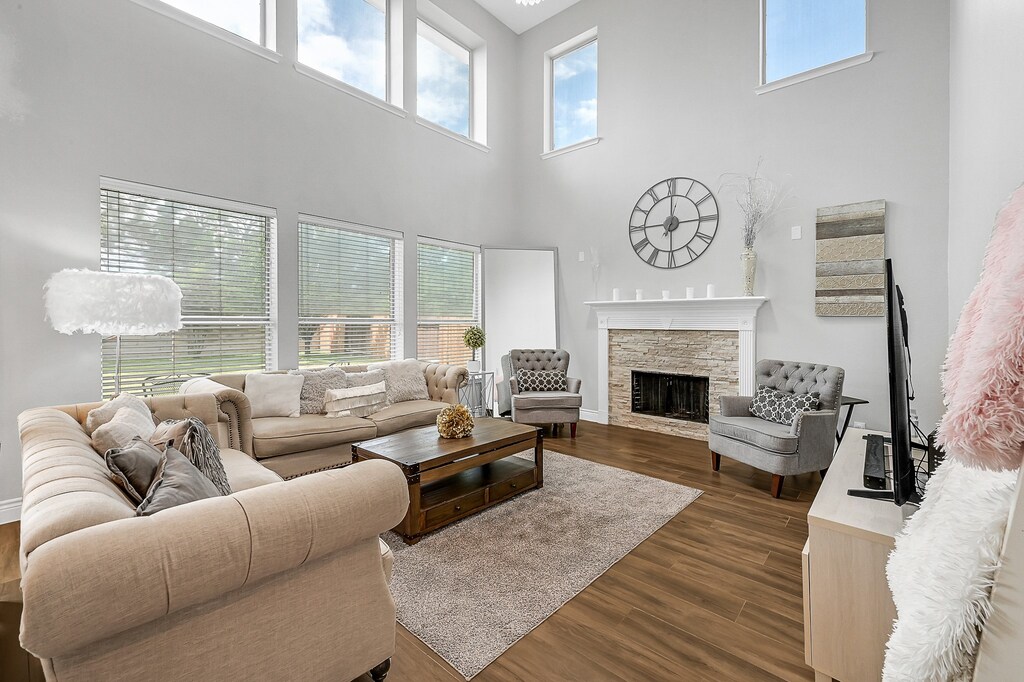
<box><xmin>294</xmin><ymin>0</ymin><xmax>406</xmax><ymax>115</ymax></box>
<box><xmin>415</xmin><ymin>18</ymin><xmax>474</xmax><ymax>141</ymax></box>
<box><xmin>757</xmin><ymin>0</ymin><xmax>874</xmax><ymax>94</ymax></box>
<box><xmin>99</xmin><ymin>177</ymin><xmax>279</xmax><ymax>397</ymax></box>
<box><xmin>415</xmin><ymin>236</ymin><xmax>482</xmax><ymax>366</ymax></box>
<box><xmin>129</xmin><ymin>0</ymin><xmax>279</xmax><ymax>61</ymax></box>
<box><xmin>296</xmin><ymin>214</ymin><xmax>405</xmax><ymax>367</ymax></box>
<box><xmin>543</xmin><ymin>27</ymin><xmax>600</xmax><ymax>158</ymax></box>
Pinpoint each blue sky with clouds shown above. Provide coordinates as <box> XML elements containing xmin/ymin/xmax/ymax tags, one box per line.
<box><xmin>765</xmin><ymin>0</ymin><xmax>865</xmax><ymax>82</ymax></box>
<box><xmin>298</xmin><ymin>0</ymin><xmax>388</xmax><ymax>100</ymax></box>
<box><xmin>553</xmin><ymin>41</ymin><xmax>598</xmax><ymax>150</ymax></box>
<box><xmin>417</xmin><ymin>22</ymin><xmax>471</xmax><ymax>137</ymax></box>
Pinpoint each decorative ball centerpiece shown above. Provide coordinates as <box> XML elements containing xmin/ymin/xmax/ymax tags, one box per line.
<box><xmin>437</xmin><ymin>403</ymin><xmax>475</xmax><ymax>439</ymax></box>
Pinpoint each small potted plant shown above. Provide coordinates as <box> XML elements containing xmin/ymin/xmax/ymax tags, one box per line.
<box><xmin>463</xmin><ymin>326</ymin><xmax>485</xmax><ymax>372</ymax></box>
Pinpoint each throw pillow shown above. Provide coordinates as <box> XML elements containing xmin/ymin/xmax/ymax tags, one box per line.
<box><xmin>883</xmin><ymin>460</ymin><xmax>1019</xmax><ymax>681</ymax></box>
<box><xmin>288</xmin><ymin>367</ymin><xmax>349</xmax><ymax>414</ymax></box>
<box><xmin>136</xmin><ymin>446</ymin><xmax>222</xmax><ymax>516</ymax></box>
<box><xmin>325</xmin><ymin>370</ymin><xmax>387</xmax><ymax>418</ymax></box>
<box><xmin>749</xmin><ymin>384</ymin><xmax>820</xmax><ymax>426</ymax></box>
<box><xmin>152</xmin><ymin>418</ymin><xmax>231</xmax><ymax>495</ymax></box>
<box><xmin>517</xmin><ymin>369</ymin><xmax>568</xmax><ymax>393</ymax></box>
<box><xmin>244</xmin><ymin>372</ymin><xmax>304</xmax><ymax>418</ymax></box>
<box><xmin>105</xmin><ymin>438</ymin><xmax>165</xmax><ymax>504</ymax></box>
<box><xmin>91</xmin><ymin>406</ymin><xmax>158</xmax><ymax>455</ymax></box>
<box><xmin>367</xmin><ymin>359</ymin><xmax>429</xmax><ymax>406</ymax></box>
<box><xmin>85</xmin><ymin>392</ymin><xmax>152</xmax><ymax>436</ymax></box>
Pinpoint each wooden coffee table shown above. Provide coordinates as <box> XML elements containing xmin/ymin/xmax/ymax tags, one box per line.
<box><xmin>352</xmin><ymin>419</ymin><xmax>543</xmax><ymax>544</ymax></box>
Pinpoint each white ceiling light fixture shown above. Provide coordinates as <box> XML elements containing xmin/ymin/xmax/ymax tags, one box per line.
<box><xmin>516</xmin><ymin>0</ymin><xmax>544</xmax><ymax>5</ymax></box>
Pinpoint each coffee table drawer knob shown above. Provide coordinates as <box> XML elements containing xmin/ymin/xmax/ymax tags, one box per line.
<box><xmin>511</xmin><ymin>483</ymin><xmax>518</xmax><ymax>489</ymax></box>
<box><xmin>455</xmin><ymin>505</ymin><xmax>462</xmax><ymax>512</ymax></box>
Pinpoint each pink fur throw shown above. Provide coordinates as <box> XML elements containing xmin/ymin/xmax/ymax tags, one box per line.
<box><xmin>939</xmin><ymin>184</ymin><xmax>1024</xmax><ymax>469</ymax></box>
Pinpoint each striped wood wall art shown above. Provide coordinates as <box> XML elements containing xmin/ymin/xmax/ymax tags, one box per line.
<box><xmin>815</xmin><ymin>199</ymin><xmax>886</xmax><ymax>317</ymax></box>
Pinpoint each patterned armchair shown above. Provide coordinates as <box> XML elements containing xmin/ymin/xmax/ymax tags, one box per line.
<box><xmin>497</xmin><ymin>349</ymin><xmax>583</xmax><ymax>437</ymax></box>
<box><xmin>708</xmin><ymin>359</ymin><xmax>845</xmax><ymax>498</ymax></box>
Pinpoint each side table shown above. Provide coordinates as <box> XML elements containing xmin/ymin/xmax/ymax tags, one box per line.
<box><xmin>460</xmin><ymin>371</ymin><xmax>495</xmax><ymax>418</ymax></box>
<box><xmin>837</xmin><ymin>396</ymin><xmax>869</xmax><ymax>447</ymax></box>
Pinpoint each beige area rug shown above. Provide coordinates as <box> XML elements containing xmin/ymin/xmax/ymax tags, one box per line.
<box><xmin>382</xmin><ymin>450</ymin><xmax>702</xmax><ymax>679</ymax></box>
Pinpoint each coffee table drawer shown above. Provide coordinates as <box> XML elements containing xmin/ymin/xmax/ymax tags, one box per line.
<box><xmin>491</xmin><ymin>469</ymin><xmax>536</xmax><ymax>501</ymax></box>
<box><xmin>425</xmin><ymin>489</ymin><xmax>487</xmax><ymax>528</ymax></box>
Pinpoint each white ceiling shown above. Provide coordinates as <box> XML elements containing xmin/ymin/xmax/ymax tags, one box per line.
<box><xmin>471</xmin><ymin>0</ymin><xmax>583</xmax><ymax>35</ymax></box>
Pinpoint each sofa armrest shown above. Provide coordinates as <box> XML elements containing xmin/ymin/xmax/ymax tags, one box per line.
<box><xmin>424</xmin><ymin>363</ymin><xmax>469</xmax><ymax>404</ymax></box>
<box><xmin>567</xmin><ymin>376</ymin><xmax>582</xmax><ymax>394</ymax></box>
<box><xmin>792</xmin><ymin>410</ymin><xmax>838</xmax><ymax>467</ymax></box>
<box><xmin>719</xmin><ymin>396</ymin><xmax>753</xmax><ymax>417</ymax></box>
<box><xmin>509</xmin><ymin>377</ymin><xmax>520</xmax><ymax>394</ymax></box>
<box><xmin>19</xmin><ymin>460</ymin><xmax>408</xmax><ymax>659</ymax></box>
<box><xmin>181</xmin><ymin>377</ymin><xmax>253</xmax><ymax>455</ymax></box>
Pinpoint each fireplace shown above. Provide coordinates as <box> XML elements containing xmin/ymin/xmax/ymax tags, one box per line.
<box><xmin>631</xmin><ymin>370</ymin><xmax>710</xmax><ymax>424</ymax></box>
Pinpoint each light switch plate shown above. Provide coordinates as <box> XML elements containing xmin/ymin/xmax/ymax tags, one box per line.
<box><xmin>578</xmin><ymin>251</ymin><xmax>586</xmax><ymax>262</ymax></box>
<box><xmin>791</xmin><ymin>225</ymin><xmax>802</xmax><ymax>240</ymax></box>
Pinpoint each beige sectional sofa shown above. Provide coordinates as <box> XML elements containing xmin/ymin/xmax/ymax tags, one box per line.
<box><xmin>181</xmin><ymin>362</ymin><xmax>469</xmax><ymax>480</ymax></box>
<box><xmin>18</xmin><ymin>393</ymin><xmax>409</xmax><ymax>681</ymax></box>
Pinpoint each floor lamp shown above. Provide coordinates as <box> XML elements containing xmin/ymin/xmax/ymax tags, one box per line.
<box><xmin>44</xmin><ymin>269</ymin><xmax>183</xmax><ymax>395</ymax></box>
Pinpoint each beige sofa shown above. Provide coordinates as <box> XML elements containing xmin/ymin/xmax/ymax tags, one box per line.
<box><xmin>18</xmin><ymin>394</ymin><xmax>409</xmax><ymax>682</ymax></box>
<box><xmin>183</xmin><ymin>362</ymin><xmax>469</xmax><ymax>480</ymax></box>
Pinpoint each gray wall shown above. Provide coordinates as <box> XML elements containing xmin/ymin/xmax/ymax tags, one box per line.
<box><xmin>948</xmin><ymin>0</ymin><xmax>1024</xmax><ymax>329</ymax></box>
<box><xmin>514</xmin><ymin>0</ymin><xmax>951</xmax><ymax>434</ymax></box>
<box><xmin>0</xmin><ymin>0</ymin><xmax>519</xmax><ymax>503</ymax></box>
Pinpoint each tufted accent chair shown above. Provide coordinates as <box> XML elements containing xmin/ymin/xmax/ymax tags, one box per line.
<box><xmin>708</xmin><ymin>359</ymin><xmax>845</xmax><ymax>498</ymax></box>
<box><xmin>497</xmin><ymin>349</ymin><xmax>582</xmax><ymax>437</ymax></box>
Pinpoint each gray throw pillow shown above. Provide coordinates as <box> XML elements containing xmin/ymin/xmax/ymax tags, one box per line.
<box><xmin>105</xmin><ymin>438</ymin><xmax>164</xmax><ymax>504</ymax></box>
<box><xmin>367</xmin><ymin>359</ymin><xmax>430</xmax><ymax>406</ymax></box>
<box><xmin>152</xmin><ymin>418</ymin><xmax>232</xmax><ymax>496</ymax></box>
<box><xmin>517</xmin><ymin>369</ymin><xmax>568</xmax><ymax>392</ymax></box>
<box><xmin>288</xmin><ymin>367</ymin><xmax>349</xmax><ymax>414</ymax></box>
<box><xmin>749</xmin><ymin>384</ymin><xmax>820</xmax><ymax>425</ymax></box>
<box><xmin>137</xmin><ymin>446</ymin><xmax>221</xmax><ymax>516</ymax></box>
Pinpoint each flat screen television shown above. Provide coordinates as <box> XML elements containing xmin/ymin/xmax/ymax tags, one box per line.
<box><xmin>849</xmin><ymin>258</ymin><xmax>924</xmax><ymax>505</ymax></box>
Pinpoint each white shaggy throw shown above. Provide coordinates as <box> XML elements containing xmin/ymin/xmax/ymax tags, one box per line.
<box><xmin>884</xmin><ymin>459</ymin><xmax>1019</xmax><ymax>682</ymax></box>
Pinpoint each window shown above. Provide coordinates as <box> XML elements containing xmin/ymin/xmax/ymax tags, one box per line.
<box><xmin>137</xmin><ymin>0</ymin><xmax>274</xmax><ymax>50</ymax></box>
<box><xmin>298</xmin><ymin>0</ymin><xmax>390</xmax><ymax>102</ymax></box>
<box><xmin>546</xmin><ymin>30</ymin><xmax>598</xmax><ymax>152</ymax></box>
<box><xmin>100</xmin><ymin>182</ymin><xmax>276</xmax><ymax>397</ymax></box>
<box><xmin>416</xmin><ymin>239</ymin><xmax>480</xmax><ymax>366</ymax></box>
<box><xmin>762</xmin><ymin>0</ymin><xmax>866</xmax><ymax>84</ymax></box>
<box><xmin>417</xmin><ymin>19</ymin><xmax>471</xmax><ymax>138</ymax></box>
<box><xmin>298</xmin><ymin>217</ymin><xmax>403</xmax><ymax>366</ymax></box>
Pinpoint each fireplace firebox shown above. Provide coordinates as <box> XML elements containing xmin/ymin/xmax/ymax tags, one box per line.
<box><xmin>630</xmin><ymin>370</ymin><xmax>710</xmax><ymax>424</ymax></box>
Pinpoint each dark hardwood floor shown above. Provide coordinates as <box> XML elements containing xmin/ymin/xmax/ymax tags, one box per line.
<box><xmin>1</xmin><ymin>422</ymin><xmax>821</xmax><ymax>682</ymax></box>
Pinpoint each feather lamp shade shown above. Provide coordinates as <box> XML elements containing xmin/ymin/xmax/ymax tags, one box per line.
<box><xmin>44</xmin><ymin>269</ymin><xmax>183</xmax><ymax>336</ymax></box>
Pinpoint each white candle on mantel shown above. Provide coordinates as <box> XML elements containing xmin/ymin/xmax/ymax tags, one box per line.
<box><xmin>635</xmin><ymin>289</ymin><xmax>644</xmax><ymax>301</ymax></box>
<box><xmin>706</xmin><ymin>284</ymin><xmax>716</xmax><ymax>298</ymax></box>
<box><xmin>612</xmin><ymin>288</ymin><xmax>621</xmax><ymax>301</ymax></box>
<box><xmin>685</xmin><ymin>287</ymin><xmax>695</xmax><ymax>299</ymax></box>
<box><xmin>662</xmin><ymin>290</ymin><xmax>671</xmax><ymax>300</ymax></box>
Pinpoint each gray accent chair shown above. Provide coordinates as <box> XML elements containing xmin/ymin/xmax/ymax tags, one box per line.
<box><xmin>497</xmin><ymin>349</ymin><xmax>583</xmax><ymax>437</ymax></box>
<box><xmin>708</xmin><ymin>359</ymin><xmax>845</xmax><ymax>498</ymax></box>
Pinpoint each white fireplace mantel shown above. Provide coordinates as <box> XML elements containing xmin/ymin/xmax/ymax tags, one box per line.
<box><xmin>583</xmin><ymin>297</ymin><xmax>768</xmax><ymax>424</ymax></box>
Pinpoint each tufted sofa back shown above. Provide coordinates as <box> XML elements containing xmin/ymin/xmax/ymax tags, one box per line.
<box><xmin>508</xmin><ymin>349</ymin><xmax>571</xmax><ymax>374</ymax></box>
<box><xmin>754</xmin><ymin>359</ymin><xmax>845</xmax><ymax>412</ymax></box>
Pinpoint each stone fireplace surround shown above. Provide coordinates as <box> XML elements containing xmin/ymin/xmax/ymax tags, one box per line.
<box><xmin>583</xmin><ymin>297</ymin><xmax>768</xmax><ymax>441</ymax></box>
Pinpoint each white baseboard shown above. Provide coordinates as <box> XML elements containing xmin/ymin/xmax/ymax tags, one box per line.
<box><xmin>0</xmin><ymin>498</ymin><xmax>21</xmax><ymax>524</ymax></box>
<box><xmin>580</xmin><ymin>408</ymin><xmax>609</xmax><ymax>424</ymax></box>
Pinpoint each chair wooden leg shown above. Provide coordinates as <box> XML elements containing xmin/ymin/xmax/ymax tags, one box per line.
<box><xmin>570</xmin><ymin>422</ymin><xmax>577</xmax><ymax>438</ymax></box>
<box><xmin>710</xmin><ymin>452</ymin><xmax>721</xmax><ymax>472</ymax></box>
<box><xmin>370</xmin><ymin>659</ymin><xmax>391</xmax><ymax>681</ymax></box>
<box><xmin>770</xmin><ymin>474</ymin><xmax>784</xmax><ymax>499</ymax></box>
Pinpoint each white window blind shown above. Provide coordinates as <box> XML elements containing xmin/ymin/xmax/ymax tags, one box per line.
<box><xmin>416</xmin><ymin>239</ymin><xmax>480</xmax><ymax>365</ymax></box>
<box><xmin>100</xmin><ymin>185</ymin><xmax>275</xmax><ymax>397</ymax></box>
<box><xmin>299</xmin><ymin>218</ymin><xmax>403</xmax><ymax>367</ymax></box>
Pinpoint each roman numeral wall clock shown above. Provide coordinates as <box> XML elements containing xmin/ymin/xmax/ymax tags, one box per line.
<box><xmin>629</xmin><ymin>177</ymin><xmax>719</xmax><ymax>269</ymax></box>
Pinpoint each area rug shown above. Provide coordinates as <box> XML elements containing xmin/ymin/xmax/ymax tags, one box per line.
<box><xmin>382</xmin><ymin>450</ymin><xmax>702</xmax><ymax>679</ymax></box>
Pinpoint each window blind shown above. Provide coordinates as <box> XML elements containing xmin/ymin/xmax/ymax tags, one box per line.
<box><xmin>416</xmin><ymin>240</ymin><xmax>480</xmax><ymax>365</ymax></box>
<box><xmin>100</xmin><ymin>186</ymin><xmax>275</xmax><ymax>397</ymax></box>
<box><xmin>298</xmin><ymin>219</ymin><xmax>403</xmax><ymax>367</ymax></box>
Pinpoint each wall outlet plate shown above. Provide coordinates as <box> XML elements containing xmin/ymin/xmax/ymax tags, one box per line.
<box><xmin>852</xmin><ymin>420</ymin><xmax>866</xmax><ymax>429</ymax></box>
<box><xmin>791</xmin><ymin>225</ymin><xmax>802</xmax><ymax>240</ymax></box>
